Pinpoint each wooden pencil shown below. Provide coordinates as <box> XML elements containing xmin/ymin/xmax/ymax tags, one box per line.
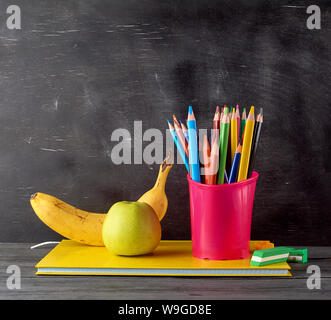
<box><xmin>247</xmin><ymin>108</ymin><xmax>263</xmax><ymax>178</ymax></box>
<box><xmin>237</xmin><ymin>106</ymin><xmax>255</xmax><ymax>182</ymax></box>
<box><xmin>236</xmin><ymin>105</ymin><xmax>240</xmax><ymax>145</ymax></box>
<box><xmin>220</xmin><ymin>105</ymin><xmax>225</xmax><ymax>127</ymax></box>
<box><xmin>226</xmin><ymin>108</ymin><xmax>233</xmax><ymax>174</ymax></box>
<box><xmin>229</xmin><ymin>108</ymin><xmax>233</xmax><ymax>125</ymax></box>
<box><xmin>240</xmin><ymin>107</ymin><xmax>247</xmax><ymax>140</ymax></box>
<box><xmin>217</xmin><ymin>107</ymin><xmax>230</xmax><ymax>184</ymax></box>
<box><xmin>167</xmin><ymin>120</ymin><xmax>190</xmax><ymax>173</ymax></box>
<box><xmin>230</xmin><ymin>107</ymin><xmax>238</xmax><ymax>163</ymax></box>
<box><xmin>224</xmin><ymin>169</ymin><xmax>229</xmax><ymax>183</ymax></box>
<box><xmin>173</xmin><ymin>114</ymin><xmax>189</xmax><ymax>157</ymax></box>
<box><xmin>212</xmin><ymin>106</ymin><xmax>221</xmax><ymax>145</ymax></box>
<box><xmin>209</xmin><ymin>134</ymin><xmax>219</xmax><ymax>184</ymax></box>
<box><xmin>213</xmin><ymin>106</ymin><xmax>220</xmax><ymax>128</ymax></box>
<box><xmin>187</xmin><ymin>106</ymin><xmax>200</xmax><ymax>183</ymax></box>
<box><xmin>228</xmin><ymin>142</ymin><xmax>242</xmax><ymax>183</ymax></box>
<box><xmin>180</xmin><ymin>120</ymin><xmax>189</xmax><ymax>143</ymax></box>
<box><xmin>202</xmin><ymin>135</ymin><xmax>213</xmax><ymax>185</ymax></box>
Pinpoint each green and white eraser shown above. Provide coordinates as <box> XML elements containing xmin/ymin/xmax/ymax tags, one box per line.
<box><xmin>250</xmin><ymin>247</ymin><xmax>290</xmax><ymax>266</ymax></box>
<box><xmin>287</xmin><ymin>248</ymin><xmax>308</xmax><ymax>263</ymax></box>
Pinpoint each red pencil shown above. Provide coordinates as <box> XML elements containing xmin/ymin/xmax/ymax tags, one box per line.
<box><xmin>209</xmin><ymin>134</ymin><xmax>219</xmax><ymax>184</ymax></box>
<box><xmin>212</xmin><ymin>106</ymin><xmax>221</xmax><ymax>145</ymax></box>
<box><xmin>202</xmin><ymin>135</ymin><xmax>213</xmax><ymax>184</ymax></box>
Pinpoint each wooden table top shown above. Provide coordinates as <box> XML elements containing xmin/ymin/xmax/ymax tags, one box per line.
<box><xmin>0</xmin><ymin>243</ymin><xmax>330</xmax><ymax>300</ymax></box>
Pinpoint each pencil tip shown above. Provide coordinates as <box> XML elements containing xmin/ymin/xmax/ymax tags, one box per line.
<box><xmin>224</xmin><ymin>106</ymin><xmax>229</xmax><ymax>115</ymax></box>
<box><xmin>188</xmin><ymin>105</ymin><xmax>193</xmax><ymax>115</ymax></box>
<box><xmin>236</xmin><ymin>143</ymin><xmax>242</xmax><ymax>153</ymax></box>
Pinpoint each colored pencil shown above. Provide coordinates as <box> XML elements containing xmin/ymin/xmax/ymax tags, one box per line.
<box><xmin>167</xmin><ymin>120</ymin><xmax>190</xmax><ymax>173</ymax></box>
<box><xmin>224</xmin><ymin>169</ymin><xmax>229</xmax><ymax>184</ymax></box>
<box><xmin>173</xmin><ymin>114</ymin><xmax>189</xmax><ymax>157</ymax></box>
<box><xmin>212</xmin><ymin>106</ymin><xmax>221</xmax><ymax>145</ymax></box>
<box><xmin>180</xmin><ymin>120</ymin><xmax>189</xmax><ymax>143</ymax></box>
<box><xmin>236</xmin><ymin>105</ymin><xmax>240</xmax><ymax>144</ymax></box>
<box><xmin>213</xmin><ymin>106</ymin><xmax>220</xmax><ymax>127</ymax></box>
<box><xmin>209</xmin><ymin>134</ymin><xmax>219</xmax><ymax>184</ymax></box>
<box><xmin>198</xmin><ymin>138</ymin><xmax>204</xmax><ymax>183</ymax></box>
<box><xmin>248</xmin><ymin>108</ymin><xmax>263</xmax><ymax>178</ymax></box>
<box><xmin>240</xmin><ymin>107</ymin><xmax>246</xmax><ymax>140</ymax></box>
<box><xmin>187</xmin><ymin>106</ymin><xmax>200</xmax><ymax>182</ymax></box>
<box><xmin>217</xmin><ymin>107</ymin><xmax>230</xmax><ymax>184</ymax></box>
<box><xmin>230</xmin><ymin>107</ymin><xmax>238</xmax><ymax>163</ymax></box>
<box><xmin>237</xmin><ymin>106</ymin><xmax>255</xmax><ymax>182</ymax></box>
<box><xmin>226</xmin><ymin>108</ymin><xmax>233</xmax><ymax>175</ymax></box>
<box><xmin>220</xmin><ymin>105</ymin><xmax>225</xmax><ymax>127</ymax></box>
<box><xmin>228</xmin><ymin>142</ymin><xmax>242</xmax><ymax>183</ymax></box>
<box><xmin>202</xmin><ymin>135</ymin><xmax>214</xmax><ymax>185</ymax></box>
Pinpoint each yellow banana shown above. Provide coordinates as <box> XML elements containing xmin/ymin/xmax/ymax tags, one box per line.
<box><xmin>30</xmin><ymin>192</ymin><xmax>106</xmax><ymax>246</ymax></box>
<box><xmin>138</xmin><ymin>154</ymin><xmax>172</xmax><ymax>221</ymax></box>
<box><xmin>30</xmin><ymin>155</ymin><xmax>172</xmax><ymax>246</ymax></box>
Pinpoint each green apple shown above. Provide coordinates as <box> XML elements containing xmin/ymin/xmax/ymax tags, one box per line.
<box><xmin>102</xmin><ymin>201</ymin><xmax>161</xmax><ymax>256</ymax></box>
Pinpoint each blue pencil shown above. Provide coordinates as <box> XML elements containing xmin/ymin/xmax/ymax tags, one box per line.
<box><xmin>187</xmin><ymin>106</ymin><xmax>201</xmax><ymax>182</ymax></box>
<box><xmin>167</xmin><ymin>120</ymin><xmax>190</xmax><ymax>173</ymax></box>
<box><xmin>228</xmin><ymin>143</ymin><xmax>242</xmax><ymax>183</ymax></box>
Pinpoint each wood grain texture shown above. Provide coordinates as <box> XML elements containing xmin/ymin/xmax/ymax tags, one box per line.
<box><xmin>0</xmin><ymin>243</ymin><xmax>330</xmax><ymax>300</ymax></box>
<box><xmin>0</xmin><ymin>1</ymin><xmax>330</xmax><ymax>244</ymax></box>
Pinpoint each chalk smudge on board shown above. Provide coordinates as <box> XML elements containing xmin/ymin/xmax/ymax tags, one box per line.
<box><xmin>40</xmin><ymin>148</ymin><xmax>65</xmax><ymax>152</ymax></box>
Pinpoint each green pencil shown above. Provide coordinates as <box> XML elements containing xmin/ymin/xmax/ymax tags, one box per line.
<box><xmin>217</xmin><ymin>107</ymin><xmax>230</xmax><ymax>184</ymax></box>
<box><xmin>240</xmin><ymin>107</ymin><xmax>246</xmax><ymax>140</ymax></box>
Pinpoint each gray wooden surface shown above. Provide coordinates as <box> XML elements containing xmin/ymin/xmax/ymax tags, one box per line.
<box><xmin>0</xmin><ymin>243</ymin><xmax>330</xmax><ymax>300</ymax></box>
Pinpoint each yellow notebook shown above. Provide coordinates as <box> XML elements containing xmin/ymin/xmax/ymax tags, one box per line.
<box><xmin>36</xmin><ymin>240</ymin><xmax>291</xmax><ymax>276</ymax></box>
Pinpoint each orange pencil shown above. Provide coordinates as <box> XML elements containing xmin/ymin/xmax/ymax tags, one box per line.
<box><xmin>173</xmin><ymin>114</ymin><xmax>189</xmax><ymax>157</ymax></box>
<box><xmin>202</xmin><ymin>135</ymin><xmax>213</xmax><ymax>184</ymax></box>
<box><xmin>180</xmin><ymin>121</ymin><xmax>189</xmax><ymax>143</ymax></box>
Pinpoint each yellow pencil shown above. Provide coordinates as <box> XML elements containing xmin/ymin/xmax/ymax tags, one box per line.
<box><xmin>230</xmin><ymin>107</ymin><xmax>237</xmax><ymax>163</ymax></box>
<box><xmin>237</xmin><ymin>106</ymin><xmax>255</xmax><ymax>182</ymax></box>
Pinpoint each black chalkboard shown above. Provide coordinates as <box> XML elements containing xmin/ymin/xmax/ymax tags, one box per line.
<box><xmin>0</xmin><ymin>0</ymin><xmax>330</xmax><ymax>245</ymax></box>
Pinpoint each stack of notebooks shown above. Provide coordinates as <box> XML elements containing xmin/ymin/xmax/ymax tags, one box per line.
<box><xmin>35</xmin><ymin>240</ymin><xmax>291</xmax><ymax>276</ymax></box>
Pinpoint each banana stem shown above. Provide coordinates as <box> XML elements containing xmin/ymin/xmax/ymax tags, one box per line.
<box><xmin>155</xmin><ymin>154</ymin><xmax>172</xmax><ymax>190</ymax></box>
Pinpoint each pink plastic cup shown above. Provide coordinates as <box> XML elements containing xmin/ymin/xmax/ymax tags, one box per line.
<box><xmin>187</xmin><ymin>171</ymin><xmax>259</xmax><ymax>260</ymax></box>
